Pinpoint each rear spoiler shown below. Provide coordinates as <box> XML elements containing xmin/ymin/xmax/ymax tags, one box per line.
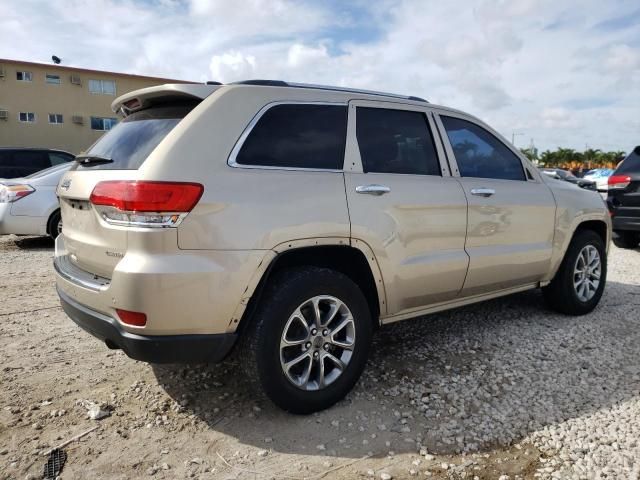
<box><xmin>112</xmin><ymin>84</ymin><xmax>222</xmax><ymax>116</ymax></box>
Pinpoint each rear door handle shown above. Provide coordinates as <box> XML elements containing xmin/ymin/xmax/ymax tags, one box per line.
<box><xmin>470</xmin><ymin>188</ymin><xmax>495</xmax><ymax>197</ymax></box>
<box><xmin>355</xmin><ymin>184</ymin><xmax>391</xmax><ymax>196</ymax></box>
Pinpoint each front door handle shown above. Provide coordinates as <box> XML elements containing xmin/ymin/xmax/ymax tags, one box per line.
<box><xmin>355</xmin><ymin>184</ymin><xmax>391</xmax><ymax>196</ymax></box>
<box><xmin>470</xmin><ymin>188</ymin><xmax>495</xmax><ymax>197</ymax></box>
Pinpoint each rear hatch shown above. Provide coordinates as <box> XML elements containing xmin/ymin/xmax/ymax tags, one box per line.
<box><xmin>57</xmin><ymin>98</ymin><xmax>203</xmax><ymax>279</ymax></box>
<box><xmin>608</xmin><ymin>146</ymin><xmax>640</xmax><ymax>221</ymax></box>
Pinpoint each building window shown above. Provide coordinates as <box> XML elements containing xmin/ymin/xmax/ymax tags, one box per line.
<box><xmin>46</xmin><ymin>74</ymin><xmax>61</xmax><ymax>85</ymax></box>
<box><xmin>48</xmin><ymin>114</ymin><xmax>64</xmax><ymax>124</ymax></box>
<box><xmin>17</xmin><ymin>71</ymin><xmax>33</xmax><ymax>82</ymax></box>
<box><xmin>19</xmin><ymin>112</ymin><xmax>36</xmax><ymax>123</ymax></box>
<box><xmin>90</xmin><ymin>116</ymin><xmax>118</xmax><ymax>131</ymax></box>
<box><xmin>88</xmin><ymin>79</ymin><xmax>116</xmax><ymax>95</ymax></box>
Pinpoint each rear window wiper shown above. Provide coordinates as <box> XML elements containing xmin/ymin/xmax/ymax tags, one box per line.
<box><xmin>75</xmin><ymin>155</ymin><xmax>114</xmax><ymax>165</ymax></box>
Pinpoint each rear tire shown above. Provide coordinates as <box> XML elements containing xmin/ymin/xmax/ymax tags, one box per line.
<box><xmin>543</xmin><ymin>230</ymin><xmax>607</xmax><ymax>315</ymax></box>
<box><xmin>612</xmin><ymin>231</ymin><xmax>640</xmax><ymax>249</ymax></box>
<box><xmin>238</xmin><ymin>266</ymin><xmax>372</xmax><ymax>414</ymax></box>
<box><xmin>47</xmin><ymin>210</ymin><xmax>62</xmax><ymax>240</ymax></box>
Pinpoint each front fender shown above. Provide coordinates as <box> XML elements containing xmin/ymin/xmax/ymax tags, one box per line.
<box><xmin>543</xmin><ymin>184</ymin><xmax>611</xmax><ymax>283</ymax></box>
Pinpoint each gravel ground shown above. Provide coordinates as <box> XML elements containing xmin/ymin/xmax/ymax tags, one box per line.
<box><xmin>0</xmin><ymin>235</ymin><xmax>639</xmax><ymax>480</ymax></box>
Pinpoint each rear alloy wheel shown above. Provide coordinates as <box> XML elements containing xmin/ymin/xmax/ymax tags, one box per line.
<box><xmin>280</xmin><ymin>295</ymin><xmax>356</xmax><ymax>391</ymax></box>
<box><xmin>543</xmin><ymin>230</ymin><xmax>607</xmax><ymax>315</ymax></box>
<box><xmin>239</xmin><ymin>266</ymin><xmax>372</xmax><ymax>414</ymax></box>
<box><xmin>612</xmin><ymin>231</ymin><xmax>640</xmax><ymax>249</ymax></box>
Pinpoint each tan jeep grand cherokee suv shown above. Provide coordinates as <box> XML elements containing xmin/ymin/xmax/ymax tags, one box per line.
<box><xmin>54</xmin><ymin>81</ymin><xmax>610</xmax><ymax>413</ymax></box>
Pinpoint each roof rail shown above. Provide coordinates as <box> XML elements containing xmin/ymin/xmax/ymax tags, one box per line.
<box><xmin>231</xmin><ymin>80</ymin><xmax>289</xmax><ymax>87</ymax></box>
<box><xmin>227</xmin><ymin>79</ymin><xmax>428</xmax><ymax>103</ymax></box>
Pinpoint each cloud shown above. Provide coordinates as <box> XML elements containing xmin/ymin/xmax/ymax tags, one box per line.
<box><xmin>541</xmin><ymin>107</ymin><xmax>574</xmax><ymax>128</ymax></box>
<box><xmin>210</xmin><ymin>52</ymin><xmax>257</xmax><ymax>82</ymax></box>
<box><xmin>605</xmin><ymin>44</ymin><xmax>640</xmax><ymax>73</ymax></box>
<box><xmin>0</xmin><ymin>0</ymin><xmax>638</xmax><ymax>151</ymax></box>
<box><xmin>287</xmin><ymin>44</ymin><xmax>329</xmax><ymax>68</ymax></box>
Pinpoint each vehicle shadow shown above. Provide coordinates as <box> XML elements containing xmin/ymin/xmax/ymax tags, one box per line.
<box><xmin>13</xmin><ymin>235</ymin><xmax>54</xmax><ymax>251</ymax></box>
<box><xmin>152</xmin><ymin>280</ymin><xmax>640</xmax><ymax>458</ymax></box>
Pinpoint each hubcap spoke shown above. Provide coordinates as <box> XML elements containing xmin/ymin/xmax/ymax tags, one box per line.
<box><xmin>324</xmin><ymin>351</ymin><xmax>346</xmax><ymax>371</ymax></box>
<box><xmin>285</xmin><ymin>351</ymin><xmax>311</xmax><ymax>370</ymax></box>
<box><xmin>318</xmin><ymin>355</ymin><xmax>326</xmax><ymax>388</ymax></box>
<box><xmin>312</xmin><ymin>298</ymin><xmax>322</xmax><ymax>328</ymax></box>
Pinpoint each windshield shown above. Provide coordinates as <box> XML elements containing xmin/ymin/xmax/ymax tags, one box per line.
<box><xmin>77</xmin><ymin>102</ymin><xmax>197</xmax><ymax>170</ymax></box>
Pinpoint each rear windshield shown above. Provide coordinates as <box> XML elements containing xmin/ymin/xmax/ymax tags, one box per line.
<box><xmin>615</xmin><ymin>148</ymin><xmax>640</xmax><ymax>174</ymax></box>
<box><xmin>77</xmin><ymin>102</ymin><xmax>197</xmax><ymax>170</ymax></box>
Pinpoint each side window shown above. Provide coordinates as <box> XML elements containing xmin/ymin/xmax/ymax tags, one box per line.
<box><xmin>356</xmin><ymin>107</ymin><xmax>440</xmax><ymax>176</ymax></box>
<box><xmin>14</xmin><ymin>151</ymin><xmax>51</xmax><ymax>169</ymax></box>
<box><xmin>0</xmin><ymin>151</ymin><xmax>15</xmax><ymax>166</ymax></box>
<box><xmin>235</xmin><ymin>104</ymin><xmax>347</xmax><ymax>169</ymax></box>
<box><xmin>49</xmin><ymin>152</ymin><xmax>73</xmax><ymax>165</ymax></box>
<box><xmin>440</xmin><ymin>116</ymin><xmax>525</xmax><ymax>181</ymax></box>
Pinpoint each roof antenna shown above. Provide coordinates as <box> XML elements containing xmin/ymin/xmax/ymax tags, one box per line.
<box><xmin>52</xmin><ymin>55</ymin><xmax>61</xmax><ymax>65</ymax></box>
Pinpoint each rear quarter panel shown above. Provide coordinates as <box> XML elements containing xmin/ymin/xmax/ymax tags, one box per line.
<box><xmin>139</xmin><ymin>86</ymin><xmax>352</xmax><ymax>250</ymax></box>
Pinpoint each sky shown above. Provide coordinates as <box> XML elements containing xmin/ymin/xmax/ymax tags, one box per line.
<box><xmin>1</xmin><ymin>0</ymin><xmax>639</xmax><ymax>152</ymax></box>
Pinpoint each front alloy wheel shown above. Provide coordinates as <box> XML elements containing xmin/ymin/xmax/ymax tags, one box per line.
<box><xmin>543</xmin><ymin>229</ymin><xmax>607</xmax><ymax>315</ymax></box>
<box><xmin>573</xmin><ymin>245</ymin><xmax>601</xmax><ymax>302</ymax></box>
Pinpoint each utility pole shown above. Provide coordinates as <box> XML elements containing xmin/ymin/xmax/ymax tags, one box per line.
<box><xmin>512</xmin><ymin>131</ymin><xmax>524</xmax><ymax>146</ymax></box>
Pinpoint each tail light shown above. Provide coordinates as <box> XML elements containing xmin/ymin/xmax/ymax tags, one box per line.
<box><xmin>0</xmin><ymin>184</ymin><xmax>35</xmax><ymax>203</ymax></box>
<box><xmin>90</xmin><ymin>181</ymin><xmax>203</xmax><ymax>228</ymax></box>
<box><xmin>608</xmin><ymin>175</ymin><xmax>631</xmax><ymax>190</ymax></box>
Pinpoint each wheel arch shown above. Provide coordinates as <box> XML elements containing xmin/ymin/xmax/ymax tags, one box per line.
<box><xmin>544</xmin><ymin>216</ymin><xmax>610</xmax><ymax>284</ymax></box>
<box><xmin>232</xmin><ymin>239</ymin><xmax>386</xmax><ymax>337</ymax></box>
<box><xmin>45</xmin><ymin>208</ymin><xmax>61</xmax><ymax>237</ymax></box>
<box><xmin>574</xmin><ymin>219</ymin><xmax>609</xmax><ymax>246</ymax></box>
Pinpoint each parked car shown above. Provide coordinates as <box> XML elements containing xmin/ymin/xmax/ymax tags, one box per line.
<box><xmin>540</xmin><ymin>168</ymin><xmax>597</xmax><ymax>190</ymax></box>
<box><xmin>0</xmin><ymin>163</ymin><xmax>72</xmax><ymax>239</ymax></box>
<box><xmin>54</xmin><ymin>81</ymin><xmax>611</xmax><ymax>413</ymax></box>
<box><xmin>583</xmin><ymin>168</ymin><xmax>615</xmax><ymax>192</ymax></box>
<box><xmin>0</xmin><ymin>148</ymin><xmax>74</xmax><ymax>179</ymax></box>
<box><xmin>607</xmin><ymin>146</ymin><xmax>640</xmax><ymax>249</ymax></box>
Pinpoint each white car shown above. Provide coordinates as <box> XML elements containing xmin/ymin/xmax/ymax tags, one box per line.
<box><xmin>0</xmin><ymin>163</ymin><xmax>72</xmax><ymax>239</ymax></box>
<box><xmin>583</xmin><ymin>168</ymin><xmax>615</xmax><ymax>192</ymax></box>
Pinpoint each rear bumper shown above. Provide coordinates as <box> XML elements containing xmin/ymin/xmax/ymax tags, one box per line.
<box><xmin>612</xmin><ymin>215</ymin><xmax>640</xmax><ymax>232</ymax></box>
<box><xmin>58</xmin><ymin>287</ymin><xmax>237</xmax><ymax>363</ymax></box>
<box><xmin>0</xmin><ymin>203</ymin><xmax>45</xmax><ymax>236</ymax></box>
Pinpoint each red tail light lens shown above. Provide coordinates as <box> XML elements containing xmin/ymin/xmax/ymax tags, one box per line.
<box><xmin>116</xmin><ymin>309</ymin><xmax>147</xmax><ymax>327</ymax></box>
<box><xmin>90</xmin><ymin>181</ymin><xmax>203</xmax><ymax>212</ymax></box>
<box><xmin>608</xmin><ymin>175</ymin><xmax>631</xmax><ymax>190</ymax></box>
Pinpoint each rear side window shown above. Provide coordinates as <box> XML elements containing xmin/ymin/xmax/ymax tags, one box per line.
<box><xmin>0</xmin><ymin>151</ymin><xmax>12</xmax><ymax>165</ymax></box>
<box><xmin>78</xmin><ymin>103</ymin><xmax>197</xmax><ymax>170</ymax></box>
<box><xmin>235</xmin><ymin>104</ymin><xmax>347</xmax><ymax>170</ymax></box>
<box><xmin>356</xmin><ymin>107</ymin><xmax>441</xmax><ymax>176</ymax></box>
<box><xmin>13</xmin><ymin>150</ymin><xmax>50</xmax><ymax>169</ymax></box>
<box><xmin>441</xmin><ymin>116</ymin><xmax>525</xmax><ymax>181</ymax></box>
<box><xmin>49</xmin><ymin>152</ymin><xmax>73</xmax><ymax>165</ymax></box>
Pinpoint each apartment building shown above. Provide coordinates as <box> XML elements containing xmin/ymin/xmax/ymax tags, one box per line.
<box><xmin>0</xmin><ymin>59</ymin><xmax>192</xmax><ymax>154</ymax></box>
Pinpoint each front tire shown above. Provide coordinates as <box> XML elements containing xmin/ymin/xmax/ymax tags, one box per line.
<box><xmin>543</xmin><ymin>230</ymin><xmax>607</xmax><ymax>315</ymax></box>
<box><xmin>239</xmin><ymin>266</ymin><xmax>373</xmax><ymax>414</ymax></box>
<box><xmin>612</xmin><ymin>231</ymin><xmax>640</xmax><ymax>249</ymax></box>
